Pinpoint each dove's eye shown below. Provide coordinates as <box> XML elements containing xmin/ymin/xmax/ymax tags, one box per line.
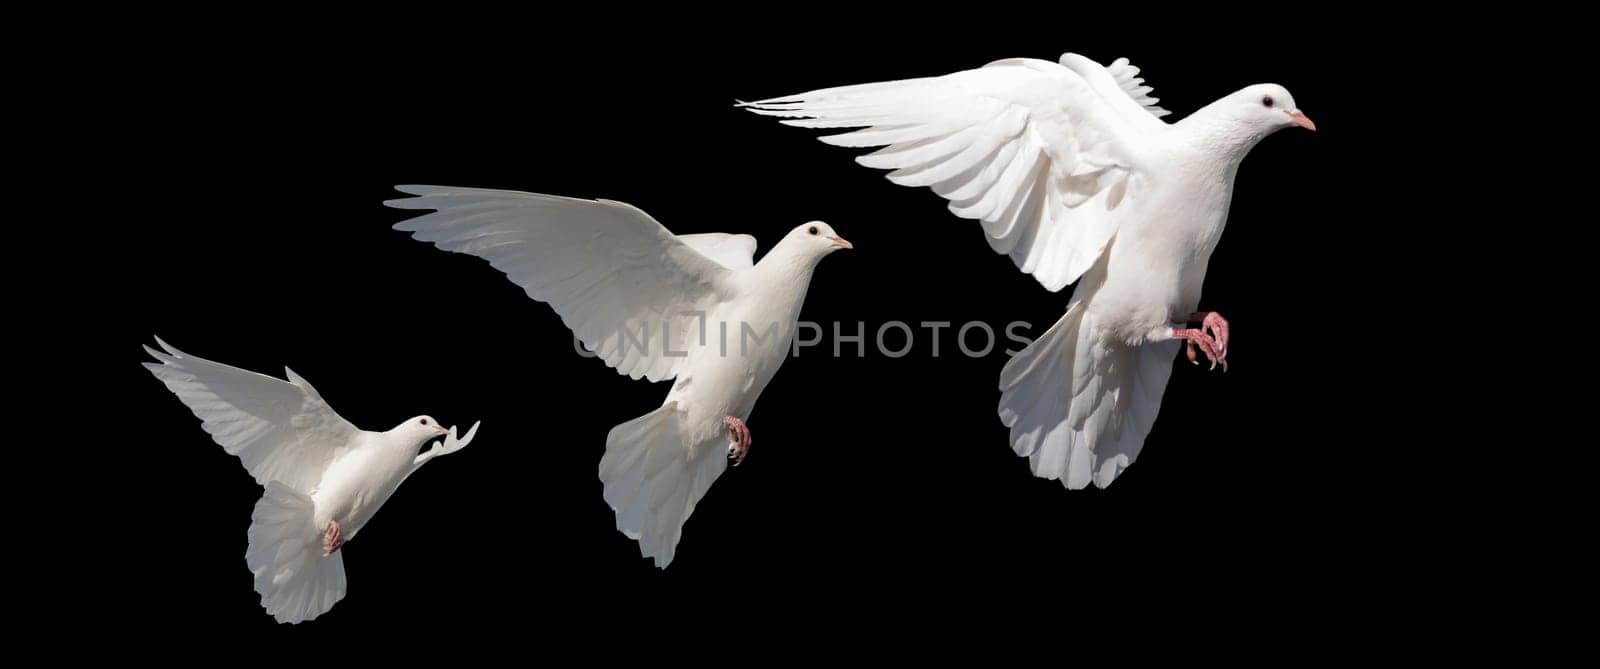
<box><xmin>808</xmin><ymin>226</ymin><xmax>818</xmax><ymax>235</ymax></box>
<box><xmin>420</xmin><ymin>418</ymin><xmax>429</xmax><ymax>426</ymax></box>
<box><xmin>1262</xmin><ymin>96</ymin><xmax>1274</xmax><ymax>108</ymax></box>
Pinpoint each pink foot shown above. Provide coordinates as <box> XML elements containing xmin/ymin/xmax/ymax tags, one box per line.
<box><xmin>1188</xmin><ymin>311</ymin><xmax>1229</xmax><ymax>359</ymax></box>
<box><xmin>322</xmin><ymin>520</ymin><xmax>343</xmax><ymax>556</ymax></box>
<box><xmin>1171</xmin><ymin>312</ymin><xmax>1229</xmax><ymax>372</ymax></box>
<box><xmin>725</xmin><ymin>416</ymin><xmax>752</xmax><ymax>466</ymax></box>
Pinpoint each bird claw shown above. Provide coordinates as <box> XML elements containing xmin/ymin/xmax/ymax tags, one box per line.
<box><xmin>322</xmin><ymin>520</ymin><xmax>343</xmax><ymax>556</ymax></box>
<box><xmin>1192</xmin><ymin>312</ymin><xmax>1230</xmax><ymax>359</ymax></box>
<box><xmin>1171</xmin><ymin>319</ymin><xmax>1228</xmax><ymax>372</ymax></box>
<box><xmin>725</xmin><ymin>416</ymin><xmax>752</xmax><ymax>466</ymax></box>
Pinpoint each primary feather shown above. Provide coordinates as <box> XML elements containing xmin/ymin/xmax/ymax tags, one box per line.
<box><xmin>143</xmin><ymin>336</ymin><xmax>357</xmax><ymax>494</ymax></box>
<box><xmin>742</xmin><ymin>57</ymin><xmax>1146</xmax><ymax>293</ymax></box>
<box><xmin>388</xmin><ymin>185</ymin><xmax>738</xmax><ymax>382</ymax></box>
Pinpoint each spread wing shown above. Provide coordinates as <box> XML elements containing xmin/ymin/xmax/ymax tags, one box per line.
<box><xmin>143</xmin><ymin>337</ymin><xmax>359</xmax><ymax>493</ymax></box>
<box><xmin>742</xmin><ymin>54</ymin><xmax>1167</xmax><ymax>291</ymax></box>
<box><xmin>387</xmin><ymin>185</ymin><xmax>738</xmax><ymax>382</ymax></box>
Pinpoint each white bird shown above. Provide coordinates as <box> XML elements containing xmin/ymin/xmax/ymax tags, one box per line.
<box><xmin>741</xmin><ymin>53</ymin><xmax>1313</xmax><ymax>489</ymax></box>
<box><xmin>386</xmin><ymin>186</ymin><xmax>851</xmax><ymax>567</ymax></box>
<box><xmin>143</xmin><ymin>337</ymin><xmax>480</xmax><ymax>623</ymax></box>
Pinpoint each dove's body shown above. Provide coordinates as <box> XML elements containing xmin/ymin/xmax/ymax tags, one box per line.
<box><xmin>143</xmin><ymin>338</ymin><xmax>477</xmax><ymax>623</ymax></box>
<box><xmin>1085</xmin><ymin>122</ymin><xmax>1246</xmax><ymax>346</ymax></box>
<box><xmin>594</xmin><ymin>242</ymin><xmax>825</xmax><ymax>565</ymax></box>
<box><xmin>389</xmin><ymin>186</ymin><xmax>849</xmax><ymax>567</ymax></box>
<box><xmin>310</xmin><ymin>429</ymin><xmax>424</xmax><ymax>543</ymax></box>
<box><xmin>665</xmin><ymin>246</ymin><xmax>817</xmax><ymax>430</ymax></box>
<box><xmin>743</xmin><ymin>52</ymin><xmax>1311</xmax><ymax>489</ymax></box>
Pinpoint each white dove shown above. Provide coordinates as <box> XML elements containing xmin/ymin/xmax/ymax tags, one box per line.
<box><xmin>143</xmin><ymin>337</ymin><xmax>480</xmax><ymax>623</ymax></box>
<box><xmin>386</xmin><ymin>186</ymin><xmax>851</xmax><ymax>567</ymax></box>
<box><xmin>741</xmin><ymin>53</ymin><xmax>1313</xmax><ymax>489</ymax></box>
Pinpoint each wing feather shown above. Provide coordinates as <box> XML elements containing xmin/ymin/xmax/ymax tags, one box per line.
<box><xmin>742</xmin><ymin>55</ymin><xmax>1156</xmax><ymax>291</ymax></box>
<box><xmin>388</xmin><ymin>186</ymin><xmax>738</xmax><ymax>382</ymax></box>
<box><xmin>143</xmin><ymin>338</ymin><xmax>359</xmax><ymax>493</ymax></box>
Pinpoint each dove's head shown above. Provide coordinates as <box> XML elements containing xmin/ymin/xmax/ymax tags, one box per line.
<box><xmin>760</xmin><ymin>221</ymin><xmax>852</xmax><ymax>275</ymax></box>
<box><xmin>789</xmin><ymin>221</ymin><xmax>853</xmax><ymax>256</ymax></box>
<box><xmin>396</xmin><ymin>415</ymin><xmax>449</xmax><ymax>442</ymax></box>
<box><xmin>1224</xmin><ymin>84</ymin><xmax>1315</xmax><ymax>134</ymax></box>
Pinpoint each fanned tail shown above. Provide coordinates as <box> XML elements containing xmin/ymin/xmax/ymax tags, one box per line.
<box><xmin>245</xmin><ymin>481</ymin><xmax>346</xmax><ymax>623</ymax></box>
<box><xmin>598</xmin><ymin>402</ymin><xmax>727</xmax><ymax>568</ymax></box>
<box><xmin>999</xmin><ymin>304</ymin><xmax>1179</xmax><ymax>489</ymax></box>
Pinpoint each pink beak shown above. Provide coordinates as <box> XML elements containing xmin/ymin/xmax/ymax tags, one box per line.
<box><xmin>827</xmin><ymin>235</ymin><xmax>854</xmax><ymax>250</ymax></box>
<box><xmin>1289</xmin><ymin>110</ymin><xmax>1316</xmax><ymax>131</ymax></box>
<box><xmin>433</xmin><ymin>425</ymin><xmax>449</xmax><ymax>436</ymax></box>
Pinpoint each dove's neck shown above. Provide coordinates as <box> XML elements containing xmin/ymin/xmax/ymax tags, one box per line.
<box><xmin>1174</xmin><ymin>105</ymin><xmax>1270</xmax><ymax>171</ymax></box>
<box><xmin>750</xmin><ymin>243</ymin><xmax>820</xmax><ymax>308</ymax></box>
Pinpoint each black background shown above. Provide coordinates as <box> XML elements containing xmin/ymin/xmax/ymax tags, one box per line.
<box><xmin>61</xmin><ymin>11</ymin><xmax>1448</xmax><ymax>643</ymax></box>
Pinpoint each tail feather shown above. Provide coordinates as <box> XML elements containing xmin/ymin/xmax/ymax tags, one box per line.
<box><xmin>246</xmin><ymin>481</ymin><xmax>346</xmax><ymax>623</ymax></box>
<box><xmin>599</xmin><ymin>402</ymin><xmax>727</xmax><ymax>568</ymax></box>
<box><xmin>999</xmin><ymin>305</ymin><xmax>1179</xmax><ymax>489</ymax></box>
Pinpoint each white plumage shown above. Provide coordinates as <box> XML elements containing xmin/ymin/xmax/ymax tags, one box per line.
<box><xmin>144</xmin><ymin>338</ymin><xmax>479</xmax><ymax>622</ymax></box>
<box><xmin>743</xmin><ymin>52</ymin><xmax>1313</xmax><ymax>489</ymax></box>
<box><xmin>388</xmin><ymin>186</ymin><xmax>850</xmax><ymax>567</ymax></box>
